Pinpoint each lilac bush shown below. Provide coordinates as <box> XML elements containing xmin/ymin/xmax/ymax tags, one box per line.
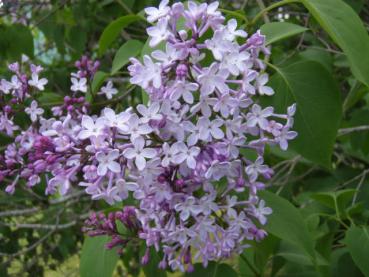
<box><xmin>0</xmin><ymin>0</ymin><xmax>297</xmax><ymax>272</ymax></box>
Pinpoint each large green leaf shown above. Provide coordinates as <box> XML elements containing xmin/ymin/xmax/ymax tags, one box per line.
<box><xmin>80</xmin><ymin>236</ymin><xmax>119</xmax><ymax>277</ymax></box>
<box><xmin>99</xmin><ymin>15</ymin><xmax>143</xmax><ymax>55</ymax></box>
<box><xmin>345</xmin><ymin>226</ymin><xmax>369</xmax><ymax>276</ymax></box>
<box><xmin>111</xmin><ymin>40</ymin><xmax>144</xmax><ymax>75</ymax></box>
<box><xmin>261</xmin><ymin>22</ymin><xmax>308</xmax><ymax>45</ymax></box>
<box><xmin>0</xmin><ymin>24</ymin><xmax>34</xmax><ymax>59</ymax></box>
<box><xmin>259</xmin><ymin>191</ymin><xmax>316</xmax><ymax>263</ymax></box>
<box><xmin>269</xmin><ymin>60</ymin><xmax>342</xmax><ymax>168</ymax></box>
<box><xmin>185</xmin><ymin>262</ymin><xmax>238</xmax><ymax>277</ymax></box>
<box><xmin>300</xmin><ymin>0</ymin><xmax>369</xmax><ymax>87</ymax></box>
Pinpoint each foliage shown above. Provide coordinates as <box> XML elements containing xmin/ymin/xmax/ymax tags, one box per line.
<box><xmin>1</xmin><ymin>0</ymin><xmax>369</xmax><ymax>276</ymax></box>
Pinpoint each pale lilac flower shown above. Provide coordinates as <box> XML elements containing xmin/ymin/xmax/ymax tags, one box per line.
<box><xmin>130</xmin><ymin>56</ymin><xmax>162</xmax><ymax>89</ymax></box>
<box><xmin>25</xmin><ymin>100</ymin><xmax>44</xmax><ymax>122</ymax></box>
<box><xmin>198</xmin><ymin>63</ymin><xmax>229</xmax><ymax>96</ymax></box>
<box><xmin>170</xmin><ymin>81</ymin><xmax>198</xmax><ymax>104</ymax></box>
<box><xmin>103</xmin><ymin>108</ymin><xmax>130</xmax><ymax>132</ymax></box>
<box><xmin>147</xmin><ymin>18</ymin><xmax>171</xmax><ymax>47</ymax></box>
<box><xmin>0</xmin><ymin>79</ymin><xmax>13</xmax><ymax>94</ymax></box>
<box><xmin>78</xmin><ymin>115</ymin><xmax>106</xmax><ymax>139</ymax></box>
<box><xmin>152</xmin><ymin>43</ymin><xmax>184</xmax><ymax>67</ymax></box>
<box><xmin>224</xmin><ymin>19</ymin><xmax>247</xmax><ymax>40</ymax></box>
<box><xmin>124</xmin><ymin>114</ymin><xmax>152</xmax><ymax>141</ymax></box>
<box><xmin>96</xmin><ymin>150</ymin><xmax>121</xmax><ymax>176</ymax></box>
<box><xmin>137</xmin><ymin>102</ymin><xmax>162</xmax><ymax>123</ymax></box>
<box><xmin>71</xmin><ymin>77</ymin><xmax>87</xmax><ymax>93</ymax></box>
<box><xmin>198</xmin><ymin>117</ymin><xmax>224</xmax><ymax>140</ymax></box>
<box><xmin>99</xmin><ymin>81</ymin><xmax>118</xmax><ymax>99</ymax></box>
<box><xmin>123</xmin><ymin>137</ymin><xmax>157</xmax><ymax>170</ymax></box>
<box><xmin>246</xmin><ymin>104</ymin><xmax>273</xmax><ymax>130</ymax></box>
<box><xmin>172</xmin><ymin>142</ymin><xmax>200</xmax><ymax>169</ymax></box>
<box><xmin>174</xmin><ymin>196</ymin><xmax>202</xmax><ymax>221</ymax></box>
<box><xmin>28</xmin><ymin>73</ymin><xmax>48</xmax><ymax>91</ymax></box>
<box><xmin>144</xmin><ymin>0</ymin><xmax>170</xmax><ymax>23</ymax></box>
<box><xmin>276</xmin><ymin>127</ymin><xmax>298</xmax><ymax>150</ymax></box>
<box><xmin>252</xmin><ymin>200</ymin><xmax>272</xmax><ymax>225</ymax></box>
<box><xmin>245</xmin><ymin>157</ymin><xmax>270</xmax><ymax>182</ymax></box>
<box><xmin>256</xmin><ymin>74</ymin><xmax>274</xmax><ymax>95</ymax></box>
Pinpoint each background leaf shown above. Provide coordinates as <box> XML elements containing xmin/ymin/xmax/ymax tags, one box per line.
<box><xmin>99</xmin><ymin>15</ymin><xmax>143</xmax><ymax>55</ymax></box>
<box><xmin>261</xmin><ymin>22</ymin><xmax>308</xmax><ymax>45</ymax></box>
<box><xmin>260</xmin><ymin>190</ymin><xmax>316</xmax><ymax>262</ymax></box>
<box><xmin>300</xmin><ymin>0</ymin><xmax>369</xmax><ymax>87</ymax></box>
<box><xmin>111</xmin><ymin>40</ymin><xmax>144</xmax><ymax>75</ymax></box>
<box><xmin>80</xmin><ymin>236</ymin><xmax>119</xmax><ymax>277</ymax></box>
<box><xmin>345</xmin><ymin>226</ymin><xmax>369</xmax><ymax>276</ymax></box>
<box><xmin>268</xmin><ymin>60</ymin><xmax>342</xmax><ymax>167</ymax></box>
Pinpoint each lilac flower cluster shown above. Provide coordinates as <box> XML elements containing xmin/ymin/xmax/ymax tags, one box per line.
<box><xmin>0</xmin><ymin>0</ymin><xmax>298</xmax><ymax>272</ymax></box>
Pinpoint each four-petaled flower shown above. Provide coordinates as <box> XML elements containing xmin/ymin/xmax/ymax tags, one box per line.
<box><xmin>25</xmin><ymin>100</ymin><xmax>44</xmax><ymax>122</ymax></box>
<box><xmin>96</xmin><ymin>150</ymin><xmax>121</xmax><ymax>176</ymax></box>
<box><xmin>123</xmin><ymin>137</ymin><xmax>157</xmax><ymax>170</ymax></box>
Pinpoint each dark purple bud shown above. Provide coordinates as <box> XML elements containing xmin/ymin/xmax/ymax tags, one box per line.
<box><xmin>3</xmin><ymin>105</ymin><xmax>12</xmax><ymax>113</ymax></box>
<box><xmin>176</xmin><ymin>64</ymin><xmax>188</xmax><ymax>78</ymax></box>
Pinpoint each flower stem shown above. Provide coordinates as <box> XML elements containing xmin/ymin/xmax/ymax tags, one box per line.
<box><xmin>250</xmin><ymin>0</ymin><xmax>300</xmax><ymax>26</ymax></box>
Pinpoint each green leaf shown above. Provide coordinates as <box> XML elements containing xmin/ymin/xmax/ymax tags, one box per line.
<box><xmin>345</xmin><ymin>226</ymin><xmax>369</xmax><ymax>276</ymax></box>
<box><xmin>92</xmin><ymin>71</ymin><xmax>109</xmax><ymax>94</ymax></box>
<box><xmin>111</xmin><ymin>40</ymin><xmax>144</xmax><ymax>75</ymax></box>
<box><xmin>140</xmin><ymin>247</ymin><xmax>167</xmax><ymax>277</ymax></box>
<box><xmin>80</xmin><ymin>236</ymin><xmax>119</xmax><ymax>277</ymax></box>
<box><xmin>99</xmin><ymin>15</ymin><xmax>143</xmax><ymax>56</ymax></box>
<box><xmin>311</xmin><ymin>189</ymin><xmax>356</xmax><ymax>218</ymax></box>
<box><xmin>185</xmin><ymin>262</ymin><xmax>238</xmax><ymax>277</ymax></box>
<box><xmin>268</xmin><ymin>60</ymin><xmax>342</xmax><ymax>168</ymax></box>
<box><xmin>37</xmin><ymin>92</ymin><xmax>64</xmax><ymax>105</ymax></box>
<box><xmin>300</xmin><ymin>0</ymin><xmax>369</xmax><ymax>88</ymax></box>
<box><xmin>0</xmin><ymin>24</ymin><xmax>34</xmax><ymax>59</ymax></box>
<box><xmin>259</xmin><ymin>190</ymin><xmax>316</xmax><ymax>263</ymax></box>
<box><xmin>260</xmin><ymin>22</ymin><xmax>308</xmax><ymax>45</ymax></box>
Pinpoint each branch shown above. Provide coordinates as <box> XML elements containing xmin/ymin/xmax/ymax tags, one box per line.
<box><xmin>338</xmin><ymin>125</ymin><xmax>369</xmax><ymax>136</ymax></box>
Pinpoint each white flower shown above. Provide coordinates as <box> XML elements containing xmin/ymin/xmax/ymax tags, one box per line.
<box><xmin>25</xmin><ymin>100</ymin><xmax>44</xmax><ymax>122</ymax></box>
<box><xmin>124</xmin><ymin>114</ymin><xmax>152</xmax><ymax>141</ymax></box>
<box><xmin>246</xmin><ymin>104</ymin><xmax>274</xmax><ymax>130</ymax></box>
<box><xmin>245</xmin><ymin>156</ymin><xmax>270</xmax><ymax>182</ymax></box>
<box><xmin>197</xmin><ymin>63</ymin><xmax>229</xmax><ymax>96</ymax></box>
<box><xmin>0</xmin><ymin>79</ymin><xmax>13</xmax><ymax>94</ymax></box>
<box><xmin>161</xmin><ymin>142</ymin><xmax>182</xmax><ymax>167</ymax></box>
<box><xmin>78</xmin><ymin>115</ymin><xmax>106</xmax><ymax>139</ymax></box>
<box><xmin>137</xmin><ymin>102</ymin><xmax>162</xmax><ymax>123</ymax></box>
<box><xmin>275</xmin><ymin>127</ymin><xmax>297</xmax><ymax>150</ymax></box>
<box><xmin>220</xmin><ymin>51</ymin><xmax>250</xmax><ymax>76</ymax></box>
<box><xmin>252</xmin><ymin>200</ymin><xmax>272</xmax><ymax>225</ymax></box>
<box><xmin>71</xmin><ymin>77</ymin><xmax>87</xmax><ymax>93</ymax></box>
<box><xmin>224</xmin><ymin>19</ymin><xmax>247</xmax><ymax>41</ymax></box>
<box><xmin>152</xmin><ymin>43</ymin><xmax>184</xmax><ymax>66</ymax></box>
<box><xmin>103</xmin><ymin>108</ymin><xmax>130</xmax><ymax>132</ymax></box>
<box><xmin>170</xmin><ymin>81</ymin><xmax>198</xmax><ymax>104</ymax></box>
<box><xmin>172</xmin><ymin>142</ymin><xmax>200</xmax><ymax>169</ymax></box>
<box><xmin>96</xmin><ymin>150</ymin><xmax>121</xmax><ymax>176</ymax></box>
<box><xmin>99</xmin><ymin>81</ymin><xmax>118</xmax><ymax>99</ymax></box>
<box><xmin>144</xmin><ymin>0</ymin><xmax>170</xmax><ymax>23</ymax></box>
<box><xmin>123</xmin><ymin>137</ymin><xmax>157</xmax><ymax>171</ymax></box>
<box><xmin>198</xmin><ymin>117</ymin><xmax>224</xmax><ymax>141</ymax></box>
<box><xmin>147</xmin><ymin>18</ymin><xmax>171</xmax><ymax>47</ymax></box>
<box><xmin>130</xmin><ymin>55</ymin><xmax>162</xmax><ymax>89</ymax></box>
<box><xmin>205</xmin><ymin>31</ymin><xmax>234</xmax><ymax>60</ymax></box>
<box><xmin>211</xmin><ymin>93</ymin><xmax>239</xmax><ymax>118</ymax></box>
<box><xmin>256</xmin><ymin>74</ymin><xmax>274</xmax><ymax>95</ymax></box>
<box><xmin>28</xmin><ymin>73</ymin><xmax>48</xmax><ymax>91</ymax></box>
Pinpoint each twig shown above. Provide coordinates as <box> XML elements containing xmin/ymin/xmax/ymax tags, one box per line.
<box><xmin>338</xmin><ymin>125</ymin><xmax>369</xmax><ymax>136</ymax></box>
<box><xmin>0</xmin><ymin>207</ymin><xmax>40</xmax><ymax>218</ymax></box>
